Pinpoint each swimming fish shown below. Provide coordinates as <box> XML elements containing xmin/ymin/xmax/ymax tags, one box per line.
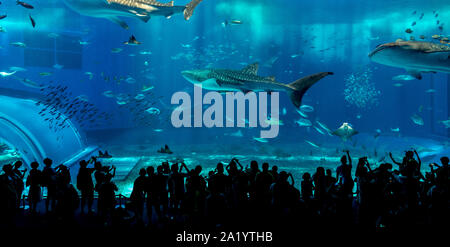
<box><xmin>410</xmin><ymin>113</ymin><xmax>424</xmax><ymax>126</ymax></box>
<box><xmin>103</xmin><ymin>91</ymin><xmax>115</xmax><ymax>98</ymax></box>
<box><xmin>124</xmin><ymin>35</ymin><xmax>141</xmax><ymax>45</ymax></box>
<box><xmin>85</xmin><ymin>72</ymin><xmax>94</xmax><ymax>80</ymax></box>
<box><xmin>369</xmin><ymin>39</ymin><xmax>450</xmax><ymax>80</ymax></box>
<box><xmin>313</xmin><ymin>125</ymin><xmax>325</xmax><ymax>135</ymax></box>
<box><xmin>222</xmin><ymin>19</ymin><xmax>243</xmax><ymax>27</ymax></box>
<box><xmin>253</xmin><ymin>137</ymin><xmax>268</xmax><ymax>143</ymax></box>
<box><xmin>182</xmin><ymin>63</ymin><xmax>333</xmax><ymax>108</ymax></box>
<box><xmin>332</xmin><ymin>123</ymin><xmax>358</xmax><ymax>141</ymax></box>
<box><xmin>315</xmin><ymin>120</ymin><xmax>332</xmax><ymax>135</ymax></box>
<box><xmin>111</xmin><ymin>48</ymin><xmax>122</xmax><ymax>53</ymax></box>
<box><xmin>146</xmin><ymin>107</ymin><xmax>160</xmax><ymax>115</ymax></box>
<box><xmin>29</xmin><ymin>15</ymin><xmax>36</xmax><ymax>28</ymax></box>
<box><xmin>0</xmin><ymin>71</ymin><xmax>16</xmax><ymax>77</ymax></box>
<box><xmin>9</xmin><ymin>67</ymin><xmax>26</xmax><ymax>72</ymax></box>
<box><xmin>440</xmin><ymin>119</ymin><xmax>450</xmax><ymax>128</ymax></box>
<box><xmin>142</xmin><ymin>85</ymin><xmax>154</xmax><ymax>92</ymax></box>
<box><xmin>265</xmin><ymin>118</ymin><xmax>283</xmax><ymax>126</ymax></box>
<box><xmin>305</xmin><ymin>140</ymin><xmax>320</xmax><ymax>148</ymax></box>
<box><xmin>134</xmin><ymin>94</ymin><xmax>145</xmax><ymax>100</ymax></box>
<box><xmin>62</xmin><ymin>0</ymin><xmax>205</xmax><ymax>29</ymax></box>
<box><xmin>17</xmin><ymin>1</ymin><xmax>34</xmax><ymax>9</ymax></box>
<box><xmin>392</xmin><ymin>74</ymin><xmax>416</xmax><ymax>81</ymax></box>
<box><xmin>300</xmin><ymin>105</ymin><xmax>314</xmax><ymax>112</ymax></box>
<box><xmin>295</xmin><ymin>118</ymin><xmax>312</xmax><ymax>127</ymax></box>
<box><xmin>225</xmin><ymin>130</ymin><xmax>243</xmax><ymax>137</ymax></box>
<box><xmin>296</xmin><ymin>108</ymin><xmax>308</xmax><ymax>118</ymax></box>
<box><xmin>53</xmin><ymin>64</ymin><xmax>64</xmax><ymax>70</ymax></box>
<box><xmin>10</xmin><ymin>42</ymin><xmax>26</xmax><ymax>47</ymax></box>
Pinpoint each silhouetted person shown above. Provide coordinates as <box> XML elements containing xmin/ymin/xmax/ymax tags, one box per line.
<box><xmin>77</xmin><ymin>160</ymin><xmax>95</xmax><ymax>214</ymax></box>
<box><xmin>130</xmin><ymin>168</ymin><xmax>146</xmax><ymax>224</ymax></box>
<box><xmin>185</xmin><ymin>165</ymin><xmax>206</xmax><ymax>217</ymax></box>
<box><xmin>145</xmin><ymin>166</ymin><xmax>156</xmax><ymax>224</ymax></box>
<box><xmin>12</xmin><ymin>161</ymin><xmax>26</xmax><ymax>208</ymax></box>
<box><xmin>271</xmin><ymin>171</ymin><xmax>297</xmax><ymax>214</ymax></box>
<box><xmin>271</xmin><ymin>165</ymin><xmax>279</xmax><ymax>181</ymax></box>
<box><xmin>153</xmin><ymin>165</ymin><xmax>168</xmax><ymax>219</ymax></box>
<box><xmin>312</xmin><ymin>167</ymin><xmax>326</xmax><ymax>201</ymax></box>
<box><xmin>301</xmin><ymin>172</ymin><xmax>313</xmax><ymax>201</ymax></box>
<box><xmin>336</xmin><ymin>150</ymin><xmax>353</xmax><ymax>196</ymax></box>
<box><xmin>168</xmin><ymin>163</ymin><xmax>189</xmax><ymax>214</ymax></box>
<box><xmin>41</xmin><ymin>158</ymin><xmax>57</xmax><ymax>213</ymax></box>
<box><xmin>254</xmin><ymin>162</ymin><xmax>273</xmax><ymax>206</ymax></box>
<box><xmin>97</xmin><ymin>173</ymin><xmax>118</xmax><ymax>225</ymax></box>
<box><xmin>26</xmin><ymin>162</ymin><xmax>42</xmax><ymax>214</ymax></box>
<box><xmin>208</xmin><ymin>163</ymin><xmax>230</xmax><ymax>196</ymax></box>
<box><xmin>247</xmin><ymin>160</ymin><xmax>260</xmax><ymax>202</ymax></box>
<box><xmin>0</xmin><ymin>164</ymin><xmax>17</xmax><ymax>223</ymax></box>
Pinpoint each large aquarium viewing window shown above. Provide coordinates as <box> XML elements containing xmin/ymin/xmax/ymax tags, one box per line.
<box><xmin>0</xmin><ymin>0</ymin><xmax>448</xmax><ymax>241</ymax></box>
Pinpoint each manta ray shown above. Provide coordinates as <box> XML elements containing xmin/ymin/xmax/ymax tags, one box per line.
<box><xmin>369</xmin><ymin>39</ymin><xmax>450</xmax><ymax>80</ymax></box>
<box><xmin>332</xmin><ymin>123</ymin><xmax>358</xmax><ymax>141</ymax></box>
<box><xmin>63</xmin><ymin>0</ymin><xmax>204</xmax><ymax>29</ymax></box>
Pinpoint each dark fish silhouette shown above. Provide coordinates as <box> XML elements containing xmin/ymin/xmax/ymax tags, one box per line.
<box><xmin>17</xmin><ymin>1</ymin><xmax>34</xmax><ymax>9</ymax></box>
<box><xmin>123</xmin><ymin>35</ymin><xmax>141</xmax><ymax>45</ymax></box>
<box><xmin>29</xmin><ymin>15</ymin><xmax>35</xmax><ymax>28</ymax></box>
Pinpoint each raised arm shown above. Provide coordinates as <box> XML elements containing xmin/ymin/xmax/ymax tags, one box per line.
<box><xmin>288</xmin><ymin>173</ymin><xmax>295</xmax><ymax>186</ymax></box>
<box><xmin>346</xmin><ymin>150</ymin><xmax>352</xmax><ymax>166</ymax></box>
<box><xmin>180</xmin><ymin>163</ymin><xmax>190</xmax><ymax>174</ymax></box>
<box><xmin>111</xmin><ymin>166</ymin><xmax>116</xmax><ymax>177</ymax></box>
<box><xmin>414</xmin><ymin>149</ymin><xmax>421</xmax><ymax>167</ymax></box>
<box><xmin>233</xmin><ymin>158</ymin><xmax>243</xmax><ymax>171</ymax></box>
<box><xmin>389</xmin><ymin>152</ymin><xmax>402</xmax><ymax>166</ymax></box>
<box><xmin>365</xmin><ymin>159</ymin><xmax>372</xmax><ymax>172</ymax></box>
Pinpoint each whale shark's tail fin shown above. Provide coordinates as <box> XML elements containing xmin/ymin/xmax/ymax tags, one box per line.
<box><xmin>287</xmin><ymin>72</ymin><xmax>333</xmax><ymax>108</ymax></box>
<box><xmin>184</xmin><ymin>0</ymin><xmax>204</xmax><ymax>20</ymax></box>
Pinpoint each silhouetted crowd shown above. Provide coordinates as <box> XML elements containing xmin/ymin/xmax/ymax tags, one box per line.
<box><xmin>0</xmin><ymin>150</ymin><xmax>448</xmax><ymax>234</ymax></box>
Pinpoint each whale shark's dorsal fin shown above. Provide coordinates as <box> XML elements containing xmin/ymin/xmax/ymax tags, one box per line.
<box><xmin>241</xmin><ymin>63</ymin><xmax>259</xmax><ymax>75</ymax></box>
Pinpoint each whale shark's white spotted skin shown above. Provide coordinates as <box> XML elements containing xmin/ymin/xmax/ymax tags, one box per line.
<box><xmin>63</xmin><ymin>0</ymin><xmax>204</xmax><ymax>28</ymax></box>
<box><xmin>369</xmin><ymin>39</ymin><xmax>450</xmax><ymax>79</ymax></box>
<box><xmin>107</xmin><ymin>0</ymin><xmax>174</xmax><ymax>7</ymax></box>
<box><xmin>182</xmin><ymin>63</ymin><xmax>333</xmax><ymax>108</ymax></box>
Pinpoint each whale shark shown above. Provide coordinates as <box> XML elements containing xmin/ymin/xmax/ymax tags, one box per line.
<box><xmin>63</xmin><ymin>0</ymin><xmax>204</xmax><ymax>29</ymax></box>
<box><xmin>369</xmin><ymin>39</ymin><xmax>450</xmax><ymax>80</ymax></box>
<box><xmin>181</xmin><ymin>63</ymin><xmax>333</xmax><ymax>108</ymax></box>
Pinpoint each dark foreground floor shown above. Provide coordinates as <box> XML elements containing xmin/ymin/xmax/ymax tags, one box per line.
<box><xmin>1</xmin><ymin>201</ymin><xmax>447</xmax><ymax>247</ymax></box>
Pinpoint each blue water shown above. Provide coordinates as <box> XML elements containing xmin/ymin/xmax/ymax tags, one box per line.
<box><xmin>0</xmin><ymin>0</ymin><xmax>449</xmax><ymax>193</ymax></box>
